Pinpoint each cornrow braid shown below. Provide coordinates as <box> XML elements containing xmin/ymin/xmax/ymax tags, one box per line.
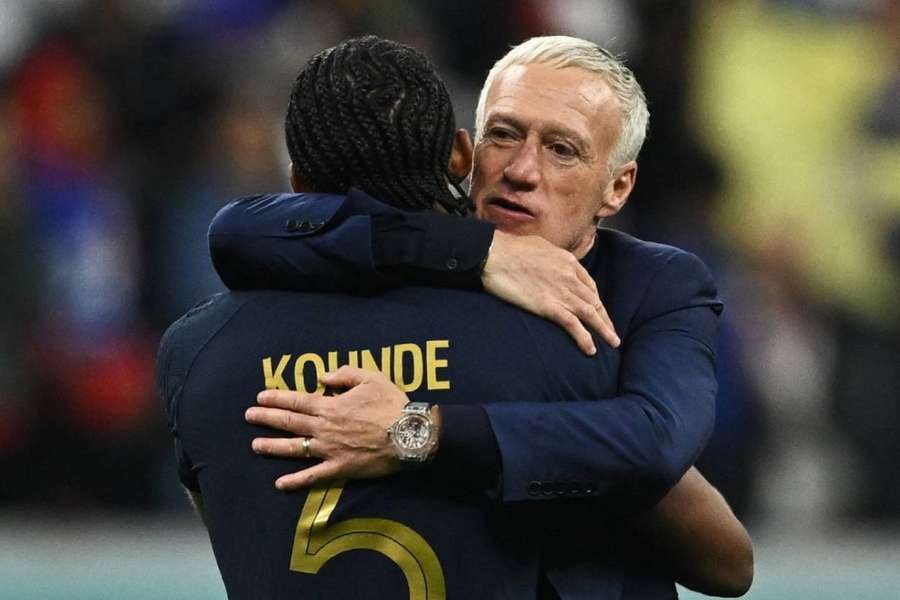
<box><xmin>285</xmin><ymin>36</ymin><xmax>470</xmax><ymax>214</ymax></box>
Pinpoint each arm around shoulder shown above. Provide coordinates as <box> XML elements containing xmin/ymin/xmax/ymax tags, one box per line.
<box><xmin>207</xmin><ymin>190</ymin><xmax>495</xmax><ymax>291</ymax></box>
<box><xmin>483</xmin><ymin>247</ymin><xmax>722</xmax><ymax>506</ymax></box>
<box><xmin>208</xmin><ymin>191</ymin><xmax>392</xmax><ymax>291</ymax></box>
<box><xmin>617</xmin><ymin>248</ymin><xmax>723</xmax><ymax>485</ymax></box>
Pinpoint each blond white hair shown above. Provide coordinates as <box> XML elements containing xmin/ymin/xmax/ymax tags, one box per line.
<box><xmin>474</xmin><ymin>35</ymin><xmax>649</xmax><ymax>170</ymax></box>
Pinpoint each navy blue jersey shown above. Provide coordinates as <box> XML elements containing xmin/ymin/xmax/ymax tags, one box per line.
<box><xmin>158</xmin><ymin>288</ymin><xmax>618</xmax><ymax>599</ymax></box>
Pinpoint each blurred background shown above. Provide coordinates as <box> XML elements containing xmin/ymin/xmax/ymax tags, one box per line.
<box><xmin>1</xmin><ymin>0</ymin><xmax>898</xmax><ymax>598</ymax></box>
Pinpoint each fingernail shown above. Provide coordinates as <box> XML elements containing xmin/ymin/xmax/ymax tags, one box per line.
<box><xmin>251</xmin><ymin>439</ymin><xmax>261</xmax><ymax>452</ymax></box>
<box><xmin>275</xmin><ymin>479</ymin><xmax>286</xmax><ymax>491</ymax></box>
<box><xmin>257</xmin><ymin>391</ymin><xmax>269</xmax><ymax>403</ymax></box>
<box><xmin>614</xmin><ymin>336</ymin><xmax>621</xmax><ymax>348</ymax></box>
<box><xmin>589</xmin><ymin>345</ymin><xmax>597</xmax><ymax>355</ymax></box>
<box><xmin>245</xmin><ymin>408</ymin><xmax>256</xmax><ymax>421</ymax></box>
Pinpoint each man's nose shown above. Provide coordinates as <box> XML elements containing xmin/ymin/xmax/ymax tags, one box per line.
<box><xmin>502</xmin><ymin>137</ymin><xmax>541</xmax><ymax>189</ymax></box>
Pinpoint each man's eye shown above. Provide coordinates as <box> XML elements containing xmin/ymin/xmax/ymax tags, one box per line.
<box><xmin>487</xmin><ymin>127</ymin><xmax>515</xmax><ymax>141</ymax></box>
<box><xmin>549</xmin><ymin>142</ymin><xmax>577</xmax><ymax>158</ymax></box>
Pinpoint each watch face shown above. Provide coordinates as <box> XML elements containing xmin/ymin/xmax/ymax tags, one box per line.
<box><xmin>395</xmin><ymin>414</ymin><xmax>431</xmax><ymax>450</ymax></box>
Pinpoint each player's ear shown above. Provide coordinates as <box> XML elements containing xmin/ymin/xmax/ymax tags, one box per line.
<box><xmin>290</xmin><ymin>163</ymin><xmax>314</xmax><ymax>192</ymax></box>
<box><xmin>595</xmin><ymin>160</ymin><xmax>637</xmax><ymax>220</ymax></box>
<box><xmin>448</xmin><ymin>129</ymin><xmax>473</xmax><ymax>183</ymax></box>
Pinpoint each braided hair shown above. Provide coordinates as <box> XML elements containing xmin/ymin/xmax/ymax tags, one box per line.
<box><xmin>285</xmin><ymin>36</ymin><xmax>471</xmax><ymax>214</ymax></box>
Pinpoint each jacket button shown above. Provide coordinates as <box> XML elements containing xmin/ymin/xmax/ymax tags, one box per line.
<box><xmin>286</xmin><ymin>219</ymin><xmax>300</xmax><ymax>232</ymax></box>
<box><xmin>445</xmin><ymin>258</ymin><xmax>458</xmax><ymax>270</ymax></box>
<box><xmin>568</xmin><ymin>482</ymin><xmax>583</xmax><ymax>495</ymax></box>
<box><xmin>527</xmin><ymin>481</ymin><xmax>541</xmax><ymax>496</ymax></box>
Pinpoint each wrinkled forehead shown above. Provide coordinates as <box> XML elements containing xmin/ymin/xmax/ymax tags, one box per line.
<box><xmin>484</xmin><ymin>63</ymin><xmax>623</xmax><ymax>148</ymax></box>
<box><xmin>491</xmin><ymin>63</ymin><xmax>616</xmax><ymax>103</ymax></box>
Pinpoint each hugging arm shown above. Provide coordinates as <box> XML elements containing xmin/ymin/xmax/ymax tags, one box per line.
<box><xmin>210</xmin><ymin>190</ymin><xmax>617</xmax><ymax>351</ymax></box>
<box><xmin>481</xmin><ymin>250</ymin><xmax>720</xmax><ymax>504</ymax></box>
<box><xmin>247</xmin><ymin>379</ymin><xmax>750</xmax><ymax>596</ymax></box>
<box><xmin>216</xmin><ymin>191</ymin><xmax>718</xmax><ymax>505</ymax></box>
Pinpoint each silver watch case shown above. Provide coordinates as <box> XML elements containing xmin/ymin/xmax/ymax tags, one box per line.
<box><xmin>387</xmin><ymin>402</ymin><xmax>436</xmax><ymax>463</ymax></box>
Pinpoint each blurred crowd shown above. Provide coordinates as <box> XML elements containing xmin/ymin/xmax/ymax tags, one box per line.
<box><xmin>0</xmin><ymin>0</ymin><xmax>898</xmax><ymax>532</ymax></box>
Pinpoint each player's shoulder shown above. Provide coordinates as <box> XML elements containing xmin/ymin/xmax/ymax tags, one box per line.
<box><xmin>161</xmin><ymin>292</ymin><xmax>232</xmax><ymax>344</ymax></box>
<box><xmin>158</xmin><ymin>293</ymin><xmax>249</xmax><ymax>376</ymax></box>
<box><xmin>595</xmin><ymin>228</ymin><xmax>721</xmax><ymax>321</ymax></box>
<box><xmin>157</xmin><ymin>292</ymin><xmax>254</xmax><ymax>418</ymax></box>
<box><xmin>597</xmin><ymin>227</ymin><xmax>696</xmax><ymax>266</ymax></box>
<box><xmin>597</xmin><ymin>227</ymin><xmax>715</xmax><ymax>283</ymax></box>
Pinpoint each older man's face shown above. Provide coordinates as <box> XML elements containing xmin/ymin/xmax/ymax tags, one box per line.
<box><xmin>471</xmin><ymin>63</ymin><xmax>634</xmax><ymax>258</ymax></box>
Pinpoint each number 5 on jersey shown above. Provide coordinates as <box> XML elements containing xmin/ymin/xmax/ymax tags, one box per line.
<box><xmin>291</xmin><ymin>480</ymin><xmax>446</xmax><ymax>600</ymax></box>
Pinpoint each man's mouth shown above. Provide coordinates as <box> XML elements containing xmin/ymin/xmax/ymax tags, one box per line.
<box><xmin>486</xmin><ymin>197</ymin><xmax>535</xmax><ymax>218</ymax></box>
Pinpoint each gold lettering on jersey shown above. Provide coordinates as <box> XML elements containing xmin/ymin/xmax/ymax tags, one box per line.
<box><xmin>426</xmin><ymin>340</ymin><xmax>450</xmax><ymax>391</ymax></box>
<box><xmin>261</xmin><ymin>341</ymin><xmax>450</xmax><ymax>393</ymax></box>
<box><xmin>360</xmin><ymin>347</ymin><xmax>391</xmax><ymax>378</ymax></box>
<box><xmin>262</xmin><ymin>355</ymin><xmax>291</xmax><ymax>390</ymax></box>
<box><xmin>393</xmin><ymin>343</ymin><xmax>423</xmax><ymax>392</ymax></box>
<box><xmin>291</xmin><ymin>480</ymin><xmax>446</xmax><ymax>599</ymax></box>
<box><xmin>327</xmin><ymin>351</ymin><xmax>340</xmax><ymax>372</ymax></box>
<box><xmin>294</xmin><ymin>353</ymin><xmax>327</xmax><ymax>394</ymax></box>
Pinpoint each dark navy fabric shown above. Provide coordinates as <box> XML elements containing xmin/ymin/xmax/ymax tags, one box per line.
<box><xmin>204</xmin><ymin>189</ymin><xmax>724</xmax><ymax>599</ymax></box>
<box><xmin>158</xmin><ymin>287</ymin><xmax>618</xmax><ymax>599</ymax></box>
<box><xmin>209</xmin><ymin>188</ymin><xmax>494</xmax><ymax>292</ymax></box>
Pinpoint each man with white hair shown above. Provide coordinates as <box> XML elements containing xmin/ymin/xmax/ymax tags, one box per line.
<box><xmin>471</xmin><ymin>37</ymin><xmax>648</xmax><ymax>256</ymax></box>
<box><xmin>211</xmin><ymin>36</ymin><xmax>746</xmax><ymax>598</ymax></box>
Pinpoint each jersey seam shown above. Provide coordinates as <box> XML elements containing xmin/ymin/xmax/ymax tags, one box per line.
<box><xmin>171</xmin><ymin>295</ymin><xmax>255</xmax><ymax>434</ymax></box>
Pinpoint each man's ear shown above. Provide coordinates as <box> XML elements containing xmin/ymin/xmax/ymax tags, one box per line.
<box><xmin>447</xmin><ymin>129</ymin><xmax>474</xmax><ymax>183</ymax></box>
<box><xmin>290</xmin><ymin>163</ymin><xmax>313</xmax><ymax>192</ymax></box>
<box><xmin>595</xmin><ymin>160</ymin><xmax>637</xmax><ymax>220</ymax></box>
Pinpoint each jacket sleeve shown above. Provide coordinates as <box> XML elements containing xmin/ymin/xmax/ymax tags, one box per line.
<box><xmin>483</xmin><ymin>250</ymin><xmax>720</xmax><ymax>507</ymax></box>
<box><xmin>208</xmin><ymin>189</ymin><xmax>494</xmax><ymax>291</ymax></box>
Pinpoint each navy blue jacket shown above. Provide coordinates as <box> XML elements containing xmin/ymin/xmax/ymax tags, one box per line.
<box><xmin>205</xmin><ymin>189</ymin><xmax>723</xmax><ymax>599</ymax></box>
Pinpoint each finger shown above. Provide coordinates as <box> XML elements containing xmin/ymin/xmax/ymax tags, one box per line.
<box><xmin>593</xmin><ymin>301</ymin><xmax>620</xmax><ymax>348</ymax></box>
<box><xmin>560</xmin><ymin>267</ymin><xmax>619</xmax><ymax>349</ymax></box>
<box><xmin>566</xmin><ymin>278</ymin><xmax>600</xmax><ymax>309</ymax></box>
<box><xmin>570</xmin><ymin>263</ymin><xmax>601</xmax><ymax>306</ymax></box>
<box><xmin>574</xmin><ymin>261</ymin><xmax>599</xmax><ymax>297</ymax></box>
<box><xmin>275</xmin><ymin>461</ymin><xmax>344</xmax><ymax>491</ymax></box>
<box><xmin>320</xmin><ymin>365</ymin><xmax>373</xmax><ymax>388</ymax></box>
<box><xmin>245</xmin><ymin>406</ymin><xmax>318</xmax><ymax>435</ymax></box>
<box><xmin>574</xmin><ymin>300</ymin><xmax>620</xmax><ymax>349</ymax></box>
<box><xmin>251</xmin><ymin>436</ymin><xmax>320</xmax><ymax>458</ymax></box>
<box><xmin>257</xmin><ymin>389</ymin><xmax>324</xmax><ymax>414</ymax></box>
<box><xmin>547</xmin><ymin>305</ymin><xmax>596</xmax><ymax>356</ymax></box>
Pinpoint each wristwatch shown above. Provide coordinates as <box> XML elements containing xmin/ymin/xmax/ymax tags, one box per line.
<box><xmin>387</xmin><ymin>402</ymin><xmax>437</xmax><ymax>464</ymax></box>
